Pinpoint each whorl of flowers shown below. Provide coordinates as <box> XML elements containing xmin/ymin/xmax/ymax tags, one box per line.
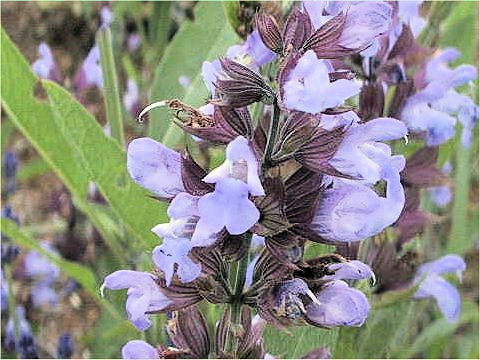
<box><xmin>101</xmin><ymin>2</ymin><xmax>475</xmax><ymax>358</ymax></box>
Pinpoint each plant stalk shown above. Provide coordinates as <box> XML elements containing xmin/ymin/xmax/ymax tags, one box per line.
<box><xmin>263</xmin><ymin>99</ymin><xmax>281</xmax><ymax>171</ymax></box>
<box><xmin>98</xmin><ymin>26</ymin><xmax>125</xmax><ymax>148</ymax></box>
<box><xmin>226</xmin><ymin>233</ymin><xmax>252</xmax><ymax>357</ymax></box>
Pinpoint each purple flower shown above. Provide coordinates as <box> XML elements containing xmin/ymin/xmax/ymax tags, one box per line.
<box><xmin>100</xmin><ymin>6</ymin><xmax>114</xmax><ymax>28</ymax></box>
<box><xmin>122</xmin><ymin>340</ymin><xmax>159</xmax><ymax>359</ymax></box>
<box><xmin>32</xmin><ymin>42</ymin><xmax>60</xmax><ymax>82</ymax></box>
<box><xmin>201</xmin><ymin>31</ymin><xmax>274</xmax><ymax>97</ymax></box>
<box><xmin>397</xmin><ymin>1</ymin><xmax>426</xmax><ymax>37</ymax></box>
<box><xmin>5</xmin><ymin>306</ymin><xmax>39</xmax><ymax>358</ymax></box>
<box><xmin>74</xmin><ymin>45</ymin><xmax>103</xmax><ymax>91</ymax></box>
<box><xmin>306</xmin><ymin>280</ymin><xmax>370</xmax><ymax>327</ymax></box>
<box><xmin>311</xmin><ymin>160</ymin><xmax>405</xmax><ymax>242</ymax></box>
<box><xmin>127</xmin><ymin>33</ymin><xmax>141</xmax><ymax>52</ymax></box>
<box><xmin>413</xmin><ymin>254</ymin><xmax>466</xmax><ymax>323</ymax></box>
<box><xmin>1</xmin><ymin>270</ymin><xmax>8</xmax><ymax>313</ymax></box>
<box><xmin>322</xmin><ymin>260</ymin><xmax>375</xmax><ymax>282</ymax></box>
<box><xmin>2</xmin><ymin>151</ymin><xmax>18</xmax><ymax>197</ymax></box>
<box><xmin>152</xmin><ymin>236</ymin><xmax>202</xmax><ymax>287</ymax></box>
<box><xmin>203</xmin><ymin>136</ymin><xmax>264</xmax><ymax>196</ymax></box>
<box><xmin>32</xmin><ymin>279</ymin><xmax>59</xmax><ymax>308</ymax></box>
<box><xmin>102</xmin><ymin>270</ymin><xmax>172</xmax><ymax>331</ymax></box>
<box><xmin>57</xmin><ymin>333</ymin><xmax>74</xmax><ymax>359</ymax></box>
<box><xmin>329</xmin><ymin>117</ymin><xmax>408</xmax><ymax>185</ymax></box>
<box><xmin>123</xmin><ymin>79</ymin><xmax>140</xmax><ymax>116</ymax></box>
<box><xmin>429</xmin><ymin>186</ymin><xmax>452</xmax><ymax>208</ymax></box>
<box><xmin>337</xmin><ymin>2</ymin><xmax>393</xmax><ymax>50</ymax></box>
<box><xmin>283</xmin><ymin>50</ymin><xmax>361</xmax><ymax>114</ymax></box>
<box><xmin>201</xmin><ymin>59</ymin><xmax>222</xmax><ymax>95</ymax></box>
<box><xmin>192</xmin><ymin>178</ymin><xmax>260</xmax><ymax>246</ymax></box>
<box><xmin>24</xmin><ymin>242</ymin><xmax>60</xmax><ymax>280</ymax></box>
<box><xmin>401</xmin><ymin>49</ymin><xmax>477</xmax><ymax>146</ymax></box>
<box><xmin>127</xmin><ymin>137</ymin><xmax>184</xmax><ymax>199</ymax></box>
<box><xmin>302</xmin><ymin>1</ymin><xmax>330</xmax><ymax>29</ymax></box>
<box><xmin>430</xmin><ymin>89</ymin><xmax>479</xmax><ymax>148</ymax></box>
<box><xmin>226</xmin><ymin>30</ymin><xmax>276</xmax><ymax>69</ymax></box>
<box><xmin>178</xmin><ymin>75</ymin><xmax>192</xmax><ymax>89</ymax></box>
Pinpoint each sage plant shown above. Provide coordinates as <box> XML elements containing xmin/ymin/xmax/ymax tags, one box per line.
<box><xmin>101</xmin><ymin>2</ymin><xmax>477</xmax><ymax>358</ymax></box>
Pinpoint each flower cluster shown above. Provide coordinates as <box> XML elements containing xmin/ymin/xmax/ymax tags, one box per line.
<box><xmin>101</xmin><ymin>2</ymin><xmax>475</xmax><ymax>358</ymax></box>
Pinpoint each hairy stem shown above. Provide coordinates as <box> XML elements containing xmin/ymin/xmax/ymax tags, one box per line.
<box><xmin>263</xmin><ymin>99</ymin><xmax>281</xmax><ymax>170</ymax></box>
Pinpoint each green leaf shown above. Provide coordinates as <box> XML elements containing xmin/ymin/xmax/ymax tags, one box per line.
<box><xmin>264</xmin><ymin>326</ymin><xmax>339</xmax><ymax>358</ymax></box>
<box><xmin>1</xmin><ymin>28</ymin><xmax>167</xmax><ymax>253</ymax></box>
<box><xmin>149</xmin><ymin>2</ymin><xmax>239</xmax><ymax>147</ymax></box>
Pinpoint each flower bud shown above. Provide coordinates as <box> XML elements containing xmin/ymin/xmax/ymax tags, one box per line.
<box><xmin>256</xmin><ymin>12</ymin><xmax>283</xmax><ymax>54</ymax></box>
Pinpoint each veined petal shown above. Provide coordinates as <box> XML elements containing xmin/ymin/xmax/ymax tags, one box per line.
<box><xmin>127</xmin><ymin>138</ymin><xmax>184</xmax><ymax>198</ymax></box>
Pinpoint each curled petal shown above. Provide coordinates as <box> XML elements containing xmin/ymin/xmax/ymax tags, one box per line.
<box><xmin>103</xmin><ymin>270</ymin><xmax>156</xmax><ymax>291</ymax></box>
<box><xmin>306</xmin><ymin>280</ymin><xmax>370</xmax><ymax>327</ymax></box>
<box><xmin>323</xmin><ymin>260</ymin><xmax>374</xmax><ymax>281</ymax></box>
<box><xmin>416</xmin><ymin>254</ymin><xmax>466</xmax><ymax>279</ymax></box>
<box><xmin>122</xmin><ymin>340</ymin><xmax>159</xmax><ymax>359</ymax></box>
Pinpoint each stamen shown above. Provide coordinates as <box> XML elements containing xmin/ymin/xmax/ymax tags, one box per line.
<box><xmin>137</xmin><ymin>101</ymin><xmax>167</xmax><ymax>123</ymax></box>
<box><xmin>404</xmin><ymin>135</ymin><xmax>409</xmax><ymax>144</ymax></box>
<box><xmin>306</xmin><ymin>289</ymin><xmax>321</xmax><ymax>305</ymax></box>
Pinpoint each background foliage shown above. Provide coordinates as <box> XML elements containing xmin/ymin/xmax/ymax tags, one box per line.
<box><xmin>1</xmin><ymin>2</ymin><xmax>478</xmax><ymax>358</ymax></box>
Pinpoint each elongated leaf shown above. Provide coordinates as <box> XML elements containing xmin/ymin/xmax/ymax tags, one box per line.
<box><xmin>264</xmin><ymin>326</ymin><xmax>339</xmax><ymax>358</ymax></box>
<box><xmin>1</xmin><ymin>28</ymin><xmax>166</xmax><ymax>252</ymax></box>
<box><xmin>149</xmin><ymin>2</ymin><xmax>239</xmax><ymax>147</ymax></box>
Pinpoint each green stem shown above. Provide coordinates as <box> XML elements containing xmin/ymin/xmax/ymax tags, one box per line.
<box><xmin>226</xmin><ymin>233</ymin><xmax>252</xmax><ymax>356</ymax></box>
<box><xmin>98</xmin><ymin>27</ymin><xmax>125</xmax><ymax>148</ymax></box>
<box><xmin>262</xmin><ymin>99</ymin><xmax>281</xmax><ymax>170</ymax></box>
<box><xmin>448</xmin><ymin>134</ymin><xmax>472</xmax><ymax>255</ymax></box>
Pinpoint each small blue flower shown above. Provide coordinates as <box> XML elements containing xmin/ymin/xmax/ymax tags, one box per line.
<box><xmin>123</xmin><ymin>79</ymin><xmax>140</xmax><ymax>116</ymax></box>
<box><xmin>152</xmin><ymin>237</ymin><xmax>201</xmax><ymax>287</ymax></box>
<box><xmin>401</xmin><ymin>49</ymin><xmax>477</xmax><ymax>146</ymax></box>
<box><xmin>413</xmin><ymin>254</ymin><xmax>466</xmax><ymax>323</ymax></box>
<box><xmin>1</xmin><ymin>270</ymin><xmax>9</xmax><ymax>313</ymax></box>
<box><xmin>306</xmin><ymin>280</ymin><xmax>370</xmax><ymax>328</ymax></box>
<box><xmin>102</xmin><ymin>270</ymin><xmax>172</xmax><ymax>331</ymax></box>
<box><xmin>32</xmin><ymin>42</ymin><xmax>60</xmax><ymax>82</ymax></box>
<box><xmin>122</xmin><ymin>340</ymin><xmax>159</xmax><ymax>359</ymax></box>
<box><xmin>100</xmin><ymin>6</ymin><xmax>114</xmax><ymax>28</ymax></box>
<box><xmin>74</xmin><ymin>46</ymin><xmax>103</xmax><ymax>91</ymax></box>
<box><xmin>5</xmin><ymin>306</ymin><xmax>39</xmax><ymax>358</ymax></box>
<box><xmin>57</xmin><ymin>333</ymin><xmax>75</xmax><ymax>359</ymax></box>
<box><xmin>192</xmin><ymin>178</ymin><xmax>260</xmax><ymax>245</ymax></box>
<box><xmin>226</xmin><ymin>30</ymin><xmax>276</xmax><ymax>69</ymax></box>
<box><xmin>283</xmin><ymin>50</ymin><xmax>361</xmax><ymax>114</ymax></box>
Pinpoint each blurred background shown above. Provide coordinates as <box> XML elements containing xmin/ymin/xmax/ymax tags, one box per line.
<box><xmin>1</xmin><ymin>1</ymin><xmax>478</xmax><ymax>359</ymax></box>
